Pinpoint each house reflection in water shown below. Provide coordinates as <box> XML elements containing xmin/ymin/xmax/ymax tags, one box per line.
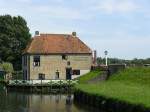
<box><xmin>21</xmin><ymin>94</ymin><xmax>74</xmax><ymax>112</ymax></box>
<box><xmin>0</xmin><ymin>87</ymin><xmax>98</xmax><ymax>112</ymax></box>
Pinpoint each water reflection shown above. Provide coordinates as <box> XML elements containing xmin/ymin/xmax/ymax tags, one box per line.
<box><xmin>0</xmin><ymin>84</ymin><xmax>98</xmax><ymax>112</ymax></box>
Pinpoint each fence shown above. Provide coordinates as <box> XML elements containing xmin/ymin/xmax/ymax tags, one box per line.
<box><xmin>8</xmin><ymin>79</ymin><xmax>78</xmax><ymax>86</ymax></box>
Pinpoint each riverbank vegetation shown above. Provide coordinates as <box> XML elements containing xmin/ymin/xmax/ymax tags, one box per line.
<box><xmin>76</xmin><ymin>67</ymin><xmax>150</xmax><ymax>108</ymax></box>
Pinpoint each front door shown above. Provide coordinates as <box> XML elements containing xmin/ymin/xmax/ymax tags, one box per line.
<box><xmin>55</xmin><ymin>71</ymin><xmax>59</xmax><ymax>79</ymax></box>
<box><xmin>66</xmin><ymin>68</ymin><xmax>72</xmax><ymax>80</ymax></box>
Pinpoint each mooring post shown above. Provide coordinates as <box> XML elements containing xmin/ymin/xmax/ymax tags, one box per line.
<box><xmin>68</xmin><ymin>80</ymin><xmax>70</xmax><ymax>92</ymax></box>
<box><xmin>41</xmin><ymin>80</ymin><xmax>42</xmax><ymax>92</ymax></box>
<box><xmin>50</xmin><ymin>80</ymin><xmax>52</xmax><ymax>92</ymax></box>
<box><xmin>59</xmin><ymin>80</ymin><xmax>61</xmax><ymax>92</ymax></box>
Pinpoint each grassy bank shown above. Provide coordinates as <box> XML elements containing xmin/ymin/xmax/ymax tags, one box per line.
<box><xmin>76</xmin><ymin>67</ymin><xmax>150</xmax><ymax>108</ymax></box>
<box><xmin>77</xmin><ymin>69</ymin><xmax>102</xmax><ymax>83</ymax></box>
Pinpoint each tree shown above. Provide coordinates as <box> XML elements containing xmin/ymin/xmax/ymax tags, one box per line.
<box><xmin>97</xmin><ymin>57</ymin><xmax>150</xmax><ymax>66</ymax></box>
<box><xmin>0</xmin><ymin>15</ymin><xmax>31</xmax><ymax>70</ymax></box>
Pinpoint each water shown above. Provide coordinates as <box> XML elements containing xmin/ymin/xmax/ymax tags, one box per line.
<box><xmin>0</xmin><ymin>84</ymin><xmax>98</xmax><ymax>112</ymax></box>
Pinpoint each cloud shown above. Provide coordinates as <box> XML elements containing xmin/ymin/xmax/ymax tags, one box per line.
<box><xmin>1</xmin><ymin>0</ymin><xmax>150</xmax><ymax>59</ymax></box>
<box><xmin>0</xmin><ymin>0</ymin><xmax>92</xmax><ymax>21</ymax></box>
<box><xmin>93</xmin><ymin>0</ymin><xmax>139</xmax><ymax>14</ymax></box>
<box><xmin>11</xmin><ymin>0</ymin><xmax>32</xmax><ymax>3</ymax></box>
<box><xmin>84</xmin><ymin>34</ymin><xmax>150</xmax><ymax>59</ymax></box>
<box><xmin>30</xmin><ymin>4</ymin><xmax>93</xmax><ymax>20</ymax></box>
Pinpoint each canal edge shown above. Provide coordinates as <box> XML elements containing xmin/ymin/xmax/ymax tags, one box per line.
<box><xmin>73</xmin><ymin>89</ymin><xmax>150</xmax><ymax>112</ymax></box>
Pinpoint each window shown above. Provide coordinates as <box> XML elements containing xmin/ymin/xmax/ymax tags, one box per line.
<box><xmin>33</xmin><ymin>55</ymin><xmax>40</xmax><ymax>66</ymax></box>
<box><xmin>62</xmin><ymin>54</ymin><xmax>67</xmax><ymax>60</ymax></box>
<box><xmin>73</xmin><ymin>70</ymin><xmax>80</xmax><ymax>75</ymax></box>
<box><xmin>39</xmin><ymin>73</ymin><xmax>45</xmax><ymax>80</ymax></box>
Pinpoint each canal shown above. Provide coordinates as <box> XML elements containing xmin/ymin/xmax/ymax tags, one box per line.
<box><xmin>0</xmin><ymin>84</ymin><xmax>100</xmax><ymax>112</ymax></box>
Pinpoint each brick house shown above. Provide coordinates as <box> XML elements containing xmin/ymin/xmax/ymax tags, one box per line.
<box><xmin>22</xmin><ymin>32</ymin><xmax>92</xmax><ymax>80</ymax></box>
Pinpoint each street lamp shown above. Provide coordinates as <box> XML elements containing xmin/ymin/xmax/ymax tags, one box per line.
<box><xmin>104</xmin><ymin>50</ymin><xmax>108</xmax><ymax>66</ymax></box>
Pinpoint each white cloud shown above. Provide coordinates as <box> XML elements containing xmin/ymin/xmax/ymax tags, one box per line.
<box><xmin>93</xmin><ymin>0</ymin><xmax>139</xmax><ymax>14</ymax></box>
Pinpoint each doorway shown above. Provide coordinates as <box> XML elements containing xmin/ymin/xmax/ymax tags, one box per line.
<box><xmin>55</xmin><ymin>70</ymin><xmax>59</xmax><ymax>79</ymax></box>
<box><xmin>66</xmin><ymin>68</ymin><xmax>72</xmax><ymax>80</ymax></box>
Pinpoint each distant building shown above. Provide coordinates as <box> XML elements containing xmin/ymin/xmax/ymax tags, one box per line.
<box><xmin>22</xmin><ymin>32</ymin><xmax>92</xmax><ymax>80</ymax></box>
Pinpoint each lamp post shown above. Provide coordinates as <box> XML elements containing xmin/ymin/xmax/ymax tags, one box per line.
<box><xmin>104</xmin><ymin>50</ymin><xmax>108</xmax><ymax>66</ymax></box>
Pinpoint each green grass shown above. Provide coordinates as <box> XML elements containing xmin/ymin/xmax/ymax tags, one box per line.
<box><xmin>76</xmin><ymin>67</ymin><xmax>150</xmax><ymax>108</ymax></box>
<box><xmin>77</xmin><ymin>69</ymin><xmax>102</xmax><ymax>83</ymax></box>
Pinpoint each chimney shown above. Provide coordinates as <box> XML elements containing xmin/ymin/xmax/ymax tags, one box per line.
<box><xmin>93</xmin><ymin>50</ymin><xmax>97</xmax><ymax>65</ymax></box>
<box><xmin>35</xmin><ymin>31</ymin><xmax>40</xmax><ymax>36</ymax></box>
<box><xmin>72</xmin><ymin>32</ymin><xmax>76</xmax><ymax>37</ymax></box>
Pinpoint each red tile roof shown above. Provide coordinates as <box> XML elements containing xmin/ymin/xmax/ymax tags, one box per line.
<box><xmin>23</xmin><ymin>34</ymin><xmax>92</xmax><ymax>54</ymax></box>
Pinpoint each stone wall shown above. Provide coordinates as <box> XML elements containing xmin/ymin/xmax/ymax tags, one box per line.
<box><xmin>23</xmin><ymin>54</ymin><xmax>92</xmax><ymax>80</ymax></box>
<box><xmin>108</xmin><ymin>64</ymin><xmax>126</xmax><ymax>75</ymax></box>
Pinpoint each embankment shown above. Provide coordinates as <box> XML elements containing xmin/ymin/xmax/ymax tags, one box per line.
<box><xmin>74</xmin><ymin>67</ymin><xmax>150</xmax><ymax>112</ymax></box>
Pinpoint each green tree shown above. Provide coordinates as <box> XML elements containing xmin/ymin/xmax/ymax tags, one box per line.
<box><xmin>0</xmin><ymin>15</ymin><xmax>31</xmax><ymax>70</ymax></box>
<box><xmin>97</xmin><ymin>57</ymin><xmax>150</xmax><ymax>66</ymax></box>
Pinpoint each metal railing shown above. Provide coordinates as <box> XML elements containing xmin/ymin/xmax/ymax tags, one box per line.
<box><xmin>8</xmin><ymin>79</ymin><xmax>78</xmax><ymax>86</ymax></box>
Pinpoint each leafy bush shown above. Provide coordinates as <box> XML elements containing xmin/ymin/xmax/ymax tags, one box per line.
<box><xmin>0</xmin><ymin>62</ymin><xmax>14</xmax><ymax>73</ymax></box>
<box><xmin>12</xmin><ymin>71</ymin><xmax>23</xmax><ymax>79</ymax></box>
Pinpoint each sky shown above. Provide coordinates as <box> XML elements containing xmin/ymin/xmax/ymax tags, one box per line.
<box><xmin>0</xmin><ymin>0</ymin><xmax>150</xmax><ymax>59</ymax></box>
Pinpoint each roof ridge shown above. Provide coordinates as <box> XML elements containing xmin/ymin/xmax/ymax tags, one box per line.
<box><xmin>40</xmin><ymin>33</ymin><xmax>71</xmax><ymax>36</ymax></box>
